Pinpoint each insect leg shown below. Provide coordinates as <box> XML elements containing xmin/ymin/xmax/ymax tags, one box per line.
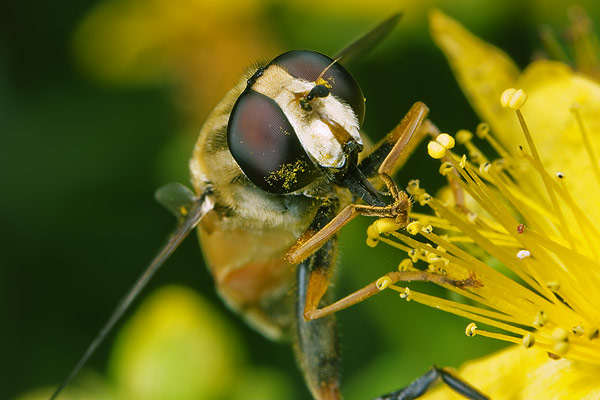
<box><xmin>357</xmin><ymin>102</ymin><xmax>468</xmax><ymax>211</ymax></box>
<box><xmin>294</xmin><ymin>218</ymin><xmax>342</xmax><ymax>400</ymax></box>
<box><xmin>358</xmin><ymin>102</ymin><xmax>435</xmax><ymax>179</ymax></box>
<box><xmin>295</xmin><ymin>265</ymin><xmax>482</xmax><ymax>321</ymax></box>
<box><xmin>372</xmin><ymin>366</ymin><xmax>488</xmax><ymax>400</ymax></box>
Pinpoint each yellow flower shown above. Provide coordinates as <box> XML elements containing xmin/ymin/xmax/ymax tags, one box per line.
<box><xmin>366</xmin><ymin>10</ymin><xmax>600</xmax><ymax>399</ymax></box>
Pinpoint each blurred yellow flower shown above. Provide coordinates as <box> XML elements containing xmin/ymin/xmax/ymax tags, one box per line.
<box><xmin>366</xmin><ymin>10</ymin><xmax>600</xmax><ymax>399</ymax></box>
<box><xmin>73</xmin><ymin>0</ymin><xmax>281</xmax><ymax>124</ymax></box>
<box><xmin>108</xmin><ymin>285</ymin><xmax>244</xmax><ymax>400</ymax></box>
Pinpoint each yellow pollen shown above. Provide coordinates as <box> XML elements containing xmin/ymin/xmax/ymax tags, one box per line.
<box><xmin>406</xmin><ymin>221</ymin><xmax>421</xmax><ymax>235</ymax></box>
<box><xmin>475</xmin><ymin>123</ymin><xmax>490</xmax><ymax>139</ymax></box>
<box><xmin>522</xmin><ymin>333</ymin><xmax>535</xmax><ymax>348</ymax></box>
<box><xmin>573</xmin><ymin>325</ymin><xmax>585</xmax><ymax>336</ymax></box>
<box><xmin>552</xmin><ymin>327</ymin><xmax>569</xmax><ymax>342</ymax></box>
<box><xmin>439</xmin><ymin>162</ymin><xmax>453</xmax><ymax>176</ymax></box>
<box><xmin>436</xmin><ymin>133</ymin><xmax>455</xmax><ymax>149</ymax></box>
<box><xmin>398</xmin><ymin>259</ymin><xmax>413</xmax><ymax>271</ymax></box>
<box><xmin>455</xmin><ymin>129</ymin><xmax>472</xmax><ymax>144</ymax></box>
<box><xmin>466</xmin><ymin>323</ymin><xmax>477</xmax><ymax>337</ymax></box>
<box><xmin>400</xmin><ymin>287</ymin><xmax>411</xmax><ymax>300</ymax></box>
<box><xmin>554</xmin><ymin>341</ymin><xmax>570</xmax><ymax>356</ymax></box>
<box><xmin>500</xmin><ymin>88</ymin><xmax>528</xmax><ymax>110</ymax></box>
<box><xmin>418</xmin><ymin>193</ymin><xmax>432</xmax><ymax>206</ymax></box>
<box><xmin>428</xmin><ymin>141</ymin><xmax>446</xmax><ymax>159</ymax></box>
<box><xmin>516</xmin><ymin>249</ymin><xmax>531</xmax><ymax>259</ymax></box>
<box><xmin>533</xmin><ymin>311</ymin><xmax>548</xmax><ymax>328</ymax></box>
<box><xmin>376</xmin><ymin>276</ymin><xmax>392</xmax><ymax>290</ymax></box>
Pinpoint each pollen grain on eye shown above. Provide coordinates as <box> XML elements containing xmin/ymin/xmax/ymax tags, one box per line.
<box><xmin>265</xmin><ymin>159</ymin><xmax>308</xmax><ymax>190</ymax></box>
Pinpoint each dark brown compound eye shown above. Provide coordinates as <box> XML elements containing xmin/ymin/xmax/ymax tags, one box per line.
<box><xmin>270</xmin><ymin>50</ymin><xmax>365</xmax><ymax>126</ymax></box>
<box><xmin>227</xmin><ymin>90</ymin><xmax>322</xmax><ymax>194</ymax></box>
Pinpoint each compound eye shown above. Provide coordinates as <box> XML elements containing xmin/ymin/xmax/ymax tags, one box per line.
<box><xmin>271</xmin><ymin>50</ymin><xmax>365</xmax><ymax>126</ymax></box>
<box><xmin>228</xmin><ymin>90</ymin><xmax>321</xmax><ymax>194</ymax></box>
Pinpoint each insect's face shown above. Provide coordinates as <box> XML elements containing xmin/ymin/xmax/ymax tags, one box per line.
<box><xmin>227</xmin><ymin>50</ymin><xmax>366</xmax><ymax>194</ymax></box>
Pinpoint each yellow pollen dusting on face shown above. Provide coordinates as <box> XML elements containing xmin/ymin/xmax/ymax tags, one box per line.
<box><xmin>266</xmin><ymin>159</ymin><xmax>309</xmax><ymax>191</ymax></box>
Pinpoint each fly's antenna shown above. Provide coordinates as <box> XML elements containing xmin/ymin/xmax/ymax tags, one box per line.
<box><xmin>49</xmin><ymin>184</ymin><xmax>214</xmax><ymax>400</ymax></box>
<box><xmin>316</xmin><ymin>56</ymin><xmax>342</xmax><ymax>84</ymax></box>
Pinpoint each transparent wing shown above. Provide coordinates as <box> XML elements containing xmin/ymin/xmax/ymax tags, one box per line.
<box><xmin>333</xmin><ymin>12</ymin><xmax>402</xmax><ymax>67</ymax></box>
<box><xmin>49</xmin><ymin>184</ymin><xmax>214</xmax><ymax>400</ymax></box>
<box><xmin>155</xmin><ymin>182</ymin><xmax>200</xmax><ymax>220</ymax></box>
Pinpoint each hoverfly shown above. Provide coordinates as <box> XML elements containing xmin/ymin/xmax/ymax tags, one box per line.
<box><xmin>50</xmin><ymin>13</ymin><xmax>488</xmax><ymax>400</ymax></box>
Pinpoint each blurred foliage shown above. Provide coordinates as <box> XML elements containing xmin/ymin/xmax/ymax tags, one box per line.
<box><xmin>2</xmin><ymin>1</ymin><xmax>599</xmax><ymax>399</ymax></box>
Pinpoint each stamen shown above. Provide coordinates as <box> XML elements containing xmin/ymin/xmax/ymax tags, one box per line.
<box><xmin>503</xmin><ymin>89</ymin><xmax>577</xmax><ymax>251</ymax></box>
<box><xmin>366</xmin><ymin>90</ymin><xmax>600</xmax><ymax>365</ymax></box>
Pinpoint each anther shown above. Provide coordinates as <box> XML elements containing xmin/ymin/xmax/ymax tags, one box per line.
<box><xmin>428</xmin><ymin>141</ymin><xmax>446</xmax><ymax>159</ymax></box>
<box><xmin>408</xmin><ymin>249</ymin><xmax>419</xmax><ymax>263</ymax></box>
<box><xmin>406</xmin><ymin>179</ymin><xmax>420</xmax><ymax>194</ymax></box>
<box><xmin>552</xmin><ymin>327</ymin><xmax>569</xmax><ymax>342</ymax></box>
<box><xmin>439</xmin><ymin>162</ymin><xmax>453</xmax><ymax>176</ymax></box>
<box><xmin>376</xmin><ymin>276</ymin><xmax>392</xmax><ymax>290</ymax></box>
<box><xmin>476</xmin><ymin>122</ymin><xmax>490</xmax><ymax>139</ymax></box>
<box><xmin>546</xmin><ymin>281</ymin><xmax>560</xmax><ymax>290</ymax></box>
<box><xmin>522</xmin><ymin>333</ymin><xmax>535</xmax><ymax>348</ymax></box>
<box><xmin>572</xmin><ymin>325</ymin><xmax>585</xmax><ymax>336</ymax></box>
<box><xmin>407</xmin><ymin>221</ymin><xmax>422</xmax><ymax>235</ymax></box>
<box><xmin>366</xmin><ymin>237</ymin><xmax>379</xmax><ymax>248</ymax></box>
<box><xmin>533</xmin><ymin>311</ymin><xmax>548</xmax><ymax>328</ymax></box>
<box><xmin>418</xmin><ymin>193</ymin><xmax>432</xmax><ymax>205</ymax></box>
<box><xmin>517</xmin><ymin>224</ymin><xmax>525</xmax><ymax>234</ymax></box>
<box><xmin>465</xmin><ymin>322</ymin><xmax>477</xmax><ymax>337</ymax></box>
<box><xmin>398</xmin><ymin>259</ymin><xmax>413</xmax><ymax>271</ymax></box>
<box><xmin>400</xmin><ymin>287</ymin><xmax>411</xmax><ymax>300</ymax></box>
<box><xmin>479</xmin><ymin>162</ymin><xmax>491</xmax><ymax>174</ymax></box>
<box><xmin>516</xmin><ymin>249</ymin><xmax>531</xmax><ymax>259</ymax></box>
<box><xmin>436</xmin><ymin>133</ymin><xmax>455</xmax><ymax>149</ymax></box>
<box><xmin>553</xmin><ymin>341</ymin><xmax>569</xmax><ymax>356</ymax></box>
<box><xmin>500</xmin><ymin>88</ymin><xmax>528</xmax><ymax>110</ymax></box>
<box><xmin>456</xmin><ymin>129</ymin><xmax>473</xmax><ymax>144</ymax></box>
<box><xmin>426</xmin><ymin>252</ymin><xmax>440</xmax><ymax>264</ymax></box>
<box><xmin>372</xmin><ymin>218</ymin><xmax>401</xmax><ymax>235</ymax></box>
<box><xmin>556</xmin><ymin>171</ymin><xmax>565</xmax><ymax>179</ymax></box>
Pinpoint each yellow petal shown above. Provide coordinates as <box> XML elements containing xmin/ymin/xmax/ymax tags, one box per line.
<box><xmin>429</xmin><ymin>9</ymin><xmax>520</xmax><ymax>143</ymax></box>
<box><xmin>431</xmin><ymin>9</ymin><xmax>600</xmax><ymax>228</ymax></box>
<box><xmin>422</xmin><ymin>345</ymin><xmax>600</xmax><ymax>400</ymax></box>
<box><xmin>517</xmin><ymin>60</ymin><xmax>600</xmax><ymax>224</ymax></box>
